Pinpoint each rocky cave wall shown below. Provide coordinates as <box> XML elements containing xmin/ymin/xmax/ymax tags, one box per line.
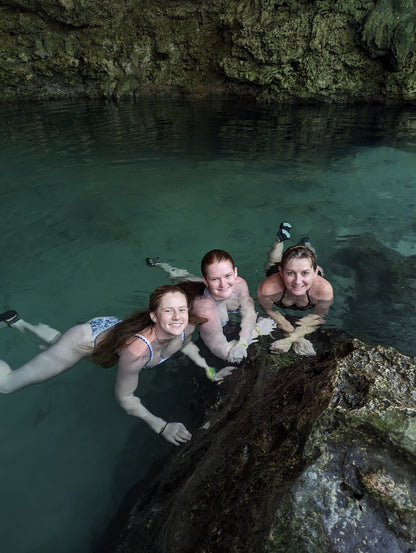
<box><xmin>1</xmin><ymin>0</ymin><xmax>416</xmax><ymax>102</ymax></box>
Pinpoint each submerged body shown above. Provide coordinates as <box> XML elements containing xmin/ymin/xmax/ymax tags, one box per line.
<box><xmin>193</xmin><ymin>254</ymin><xmax>258</xmax><ymax>363</ymax></box>
<box><xmin>0</xmin><ymin>286</ymin><xmax>225</xmax><ymax>445</ymax></box>
<box><xmin>258</xmin><ymin>225</ymin><xmax>334</xmax><ymax>355</ymax></box>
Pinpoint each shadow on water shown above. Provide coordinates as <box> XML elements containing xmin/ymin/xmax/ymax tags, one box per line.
<box><xmin>0</xmin><ymin>98</ymin><xmax>415</xmax><ymax>553</ymax></box>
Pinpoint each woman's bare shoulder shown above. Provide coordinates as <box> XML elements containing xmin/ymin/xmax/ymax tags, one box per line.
<box><xmin>313</xmin><ymin>276</ymin><xmax>334</xmax><ymax>300</ymax></box>
<box><xmin>234</xmin><ymin>276</ymin><xmax>251</xmax><ymax>294</ymax></box>
<box><xmin>257</xmin><ymin>273</ymin><xmax>283</xmax><ymax>296</ymax></box>
<box><xmin>121</xmin><ymin>332</ymin><xmax>151</xmax><ymax>358</ymax></box>
<box><xmin>192</xmin><ymin>295</ymin><xmax>217</xmax><ymax>315</ymax></box>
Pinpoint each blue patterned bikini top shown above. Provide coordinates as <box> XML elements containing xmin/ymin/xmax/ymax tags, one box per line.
<box><xmin>134</xmin><ymin>330</ymin><xmax>186</xmax><ymax>368</ymax></box>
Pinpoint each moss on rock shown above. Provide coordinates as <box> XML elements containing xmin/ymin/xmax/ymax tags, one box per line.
<box><xmin>2</xmin><ymin>1</ymin><xmax>416</xmax><ymax>102</ymax></box>
<box><xmin>95</xmin><ymin>332</ymin><xmax>416</xmax><ymax>553</ymax></box>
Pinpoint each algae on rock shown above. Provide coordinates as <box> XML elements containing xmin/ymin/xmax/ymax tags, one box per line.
<box><xmin>1</xmin><ymin>0</ymin><xmax>416</xmax><ymax>102</ymax></box>
<box><xmin>95</xmin><ymin>330</ymin><xmax>416</xmax><ymax>553</ymax></box>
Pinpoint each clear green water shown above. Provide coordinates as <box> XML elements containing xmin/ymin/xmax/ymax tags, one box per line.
<box><xmin>0</xmin><ymin>99</ymin><xmax>415</xmax><ymax>552</ymax></box>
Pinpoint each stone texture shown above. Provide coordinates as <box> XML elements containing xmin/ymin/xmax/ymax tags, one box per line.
<box><xmin>95</xmin><ymin>329</ymin><xmax>416</xmax><ymax>553</ymax></box>
<box><xmin>1</xmin><ymin>0</ymin><xmax>416</xmax><ymax>102</ymax></box>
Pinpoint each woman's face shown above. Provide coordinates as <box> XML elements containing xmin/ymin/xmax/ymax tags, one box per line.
<box><xmin>202</xmin><ymin>260</ymin><xmax>238</xmax><ymax>301</ymax></box>
<box><xmin>150</xmin><ymin>292</ymin><xmax>189</xmax><ymax>337</ymax></box>
<box><xmin>279</xmin><ymin>258</ymin><xmax>318</xmax><ymax>296</ymax></box>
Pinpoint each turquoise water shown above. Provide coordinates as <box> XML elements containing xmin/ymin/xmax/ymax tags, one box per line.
<box><xmin>1</xmin><ymin>99</ymin><xmax>416</xmax><ymax>552</ymax></box>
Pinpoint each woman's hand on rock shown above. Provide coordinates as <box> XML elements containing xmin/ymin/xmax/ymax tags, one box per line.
<box><xmin>162</xmin><ymin>422</ymin><xmax>192</xmax><ymax>446</ymax></box>
<box><xmin>270</xmin><ymin>337</ymin><xmax>293</xmax><ymax>353</ymax></box>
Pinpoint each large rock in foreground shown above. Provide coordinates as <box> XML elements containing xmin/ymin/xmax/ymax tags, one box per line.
<box><xmin>97</xmin><ymin>331</ymin><xmax>416</xmax><ymax>553</ymax></box>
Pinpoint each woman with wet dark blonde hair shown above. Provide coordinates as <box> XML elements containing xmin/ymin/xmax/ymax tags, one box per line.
<box><xmin>257</xmin><ymin>222</ymin><xmax>333</xmax><ymax>356</ymax></box>
<box><xmin>0</xmin><ymin>285</ymin><xmax>224</xmax><ymax>445</ymax></box>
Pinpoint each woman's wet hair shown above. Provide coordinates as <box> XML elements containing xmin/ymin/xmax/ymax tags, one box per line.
<box><xmin>281</xmin><ymin>245</ymin><xmax>317</xmax><ymax>271</ymax></box>
<box><xmin>200</xmin><ymin>249</ymin><xmax>235</xmax><ymax>276</ymax></box>
<box><xmin>148</xmin><ymin>284</ymin><xmax>188</xmax><ymax>313</ymax></box>
<box><xmin>92</xmin><ymin>284</ymin><xmax>189</xmax><ymax>368</ymax></box>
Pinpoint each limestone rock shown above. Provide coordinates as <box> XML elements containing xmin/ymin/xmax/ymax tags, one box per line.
<box><xmin>2</xmin><ymin>1</ymin><xmax>416</xmax><ymax>102</ymax></box>
<box><xmin>95</xmin><ymin>330</ymin><xmax>416</xmax><ymax>553</ymax></box>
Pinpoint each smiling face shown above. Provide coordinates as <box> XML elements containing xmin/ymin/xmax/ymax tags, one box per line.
<box><xmin>150</xmin><ymin>291</ymin><xmax>189</xmax><ymax>338</ymax></box>
<box><xmin>202</xmin><ymin>260</ymin><xmax>238</xmax><ymax>301</ymax></box>
<box><xmin>279</xmin><ymin>257</ymin><xmax>318</xmax><ymax>296</ymax></box>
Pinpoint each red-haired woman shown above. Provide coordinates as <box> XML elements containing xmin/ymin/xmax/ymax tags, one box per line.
<box><xmin>0</xmin><ymin>285</ymin><xmax>226</xmax><ymax>445</ymax></box>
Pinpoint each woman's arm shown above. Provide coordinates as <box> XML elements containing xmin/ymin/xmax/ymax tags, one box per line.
<box><xmin>257</xmin><ymin>278</ymin><xmax>296</xmax><ymax>333</ymax></box>
<box><xmin>192</xmin><ymin>299</ymin><xmax>236</xmax><ymax>361</ymax></box>
<box><xmin>270</xmin><ymin>297</ymin><xmax>334</xmax><ymax>356</ymax></box>
<box><xmin>181</xmin><ymin>341</ymin><xmax>236</xmax><ymax>382</ymax></box>
<box><xmin>235</xmin><ymin>279</ymin><xmax>257</xmax><ymax>344</ymax></box>
<box><xmin>225</xmin><ymin>279</ymin><xmax>258</xmax><ymax>364</ymax></box>
<box><xmin>115</xmin><ymin>348</ymin><xmax>192</xmax><ymax>445</ymax></box>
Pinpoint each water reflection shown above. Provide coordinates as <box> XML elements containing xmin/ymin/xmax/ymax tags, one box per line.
<box><xmin>3</xmin><ymin>100</ymin><xmax>416</xmax><ymax>161</ymax></box>
<box><xmin>0</xmin><ymin>98</ymin><xmax>415</xmax><ymax>553</ymax></box>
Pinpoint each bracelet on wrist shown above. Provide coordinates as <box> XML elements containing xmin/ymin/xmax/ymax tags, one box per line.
<box><xmin>206</xmin><ymin>366</ymin><xmax>217</xmax><ymax>380</ymax></box>
<box><xmin>159</xmin><ymin>422</ymin><xmax>168</xmax><ymax>435</ymax></box>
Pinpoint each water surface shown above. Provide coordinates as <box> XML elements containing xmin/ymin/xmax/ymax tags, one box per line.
<box><xmin>0</xmin><ymin>99</ymin><xmax>415</xmax><ymax>553</ymax></box>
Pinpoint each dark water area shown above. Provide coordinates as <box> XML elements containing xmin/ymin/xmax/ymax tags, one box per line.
<box><xmin>0</xmin><ymin>98</ymin><xmax>415</xmax><ymax>552</ymax></box>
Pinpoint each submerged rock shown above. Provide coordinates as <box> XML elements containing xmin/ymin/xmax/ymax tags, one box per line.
<box><xmin>330</xmin><ymin>235</ymin><xmax>416</xmax><ymax>354</ymax></box>
<box><xmin>96</xmin><ymin>330</ymin><xmax>416</xmax><ymax>553</ymax></box>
